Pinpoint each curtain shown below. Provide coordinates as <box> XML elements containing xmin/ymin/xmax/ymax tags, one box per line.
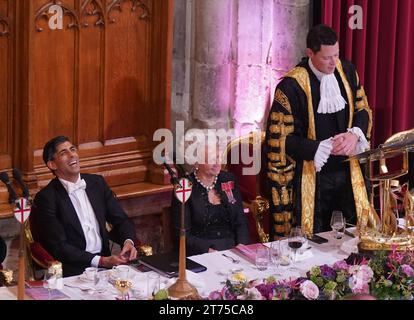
<box><xmin>321</xmin><ymin>0</ymin><xmax>414</xmax><ymax>147</ymax></box>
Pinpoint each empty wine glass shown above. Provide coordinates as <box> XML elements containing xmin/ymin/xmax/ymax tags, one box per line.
<box><xmin>255</xmin><ymin>247</ymin><xmax>270</xmax><ymax>271</ymax></box>
<box><xmin>288</xmin><ymin>227</ymin><xmax>305</xmax><ymax>265</ymax></box>
<box><xmin>43</xmin><ymin>268</ymin><xmax>60</xmax><ymax>300</ymax></box>
<box><xmin>330</xmin><ymin>211</ymin><xmax>345</xmax><ymax>248</ymax></box>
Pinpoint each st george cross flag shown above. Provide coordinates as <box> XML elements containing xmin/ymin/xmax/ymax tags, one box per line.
<box><xmin>174</xmin><ymin>178</ymin><xmax>192</xmax><ymax>203</ymax></box>
<box><xmin>13</xmin><ymin>198</ymin><xmax>31</xmax><ymax>224</ymax></box>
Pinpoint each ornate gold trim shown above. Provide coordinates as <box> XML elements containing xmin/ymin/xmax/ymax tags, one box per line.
<box><xmin>273</xmin><ymin>211</ymin><xmax>293</xmax><ymax>223</ymax></box>
<box><xmin>271</xmin><ymin>187</ymin><xmax>280</xmax><ymax>206</ymax></box>
<box><xmin>269</xmin><ymin>123</ymin><xmax>294</xmax><ymax>135</ymax></box>
<box><xmin>267</xmin><ymin>139</ymin><xmax>280</xmax><ymax>148</ymax></box>
<box><xmin>267</xmin><ymin>171</ymin><xmax>294</xmax><ymax>185</ymax></box>
<box><xmin>270</xmin><ymin>112</ymin><xmax>293</xmax><ymax>123</ymax></box>
<box><xmin>335</xmin><ymin>60</ymin><xmax>354</xmax><ymax>128</ymax></box>
<box><xmin>285</xmin><ymin>67</ymin><xmax>315</xmax><ymax>235</ymax></box>
<box><xmin>267</xmin><ymin>152</ymin><xmax>280</xmax><ymax>162</ymax></box>
<box><xmin>274</xmin><ymin>88</ymin><xmax>292</xmax><ymax>113</ymax></box>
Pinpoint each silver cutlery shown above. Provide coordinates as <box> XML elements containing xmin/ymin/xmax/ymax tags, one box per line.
<box><xmin>222</xmin><ymin>253</ymin><xmax>241</xmax><ymax>264</ymax></box>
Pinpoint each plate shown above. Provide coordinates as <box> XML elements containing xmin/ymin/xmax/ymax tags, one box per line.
<box><xmin>215</xmin><ymin>268</ymin><xmax>243</xmax><ymax>277</ymax></box>
<box><xmin>79</xmin><ymin>273</ymin><xmax>95</xmax><ymax>283</ymax></box>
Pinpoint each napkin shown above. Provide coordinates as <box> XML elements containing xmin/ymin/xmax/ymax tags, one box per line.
<box><xmin>340</xmin><ymin>237</ymin><xmax>360</xmax><ymax>255</ymax></box>
<box><xmin>295</xmin><ymin>247</ymin><xmax>314</xmax><ymax>262</ymax></box>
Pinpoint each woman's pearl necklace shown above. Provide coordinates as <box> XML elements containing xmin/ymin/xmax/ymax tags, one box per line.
<box><xmin>194</xmin><ymin>170</ymin><xmax>218</xmax><ymax>192</ymax></box>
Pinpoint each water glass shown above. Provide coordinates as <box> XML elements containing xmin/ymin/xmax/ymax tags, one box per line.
<box><xmin>255</xmin><ymin>247</ymin><xmax>270</xmax><ymax>271</ymax></box>
<box><xmin>269</xmin><ymin>241</ymin><xmax>281</xmax><ymax>268</ymax></box>
<box><xmin>276</xmin><ymin>241</ymin><xmax>290</xmax><ymax>266</ymax></box>
<box><xmin>147</xmin><ymin>273</ymin><xmax>160</xmax><ymax>298</ymax></box>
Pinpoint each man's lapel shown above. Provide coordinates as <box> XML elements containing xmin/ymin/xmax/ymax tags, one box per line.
<box><xmin>53</xmin><ymin>178</ymin><xmax>84</xmax><ymax>237</ymax></box>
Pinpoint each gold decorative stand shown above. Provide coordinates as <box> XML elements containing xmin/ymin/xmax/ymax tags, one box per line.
<box><xmin>353</xmin><ymin>129</ymin><xmax>414</xmax><ymax>251</ymax></box>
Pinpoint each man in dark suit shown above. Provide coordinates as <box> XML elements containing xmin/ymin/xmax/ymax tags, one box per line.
<box><xmin>33</xmin><ymin>136</ymin><xmax>138</xmax><ymax>277</ymax></box>
<box><xmin>0</xmin><ymin>235</ymin><xmax>6</xmax><ymax>266</ymax></box>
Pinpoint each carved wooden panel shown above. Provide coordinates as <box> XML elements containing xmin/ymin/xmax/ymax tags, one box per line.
<box><xmin>0</xmin><ymin>0</ymin><xmax>12</xmax><ymax>169</ymax></box>
<box><xmin>32</xmin><ymin>0</ymin><xmax>78</xmax><ymax>149</ymax></box>
<box><xmin>104</xmin><ymin>0</ymin><xmax>151</xmax><ymax>141</ymax></box>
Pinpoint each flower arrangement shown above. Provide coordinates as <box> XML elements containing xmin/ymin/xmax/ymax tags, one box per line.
<box><xmin>207</xmin><ymin>249</ymin><xmax>414</xmax><ymax>300</ymax></box>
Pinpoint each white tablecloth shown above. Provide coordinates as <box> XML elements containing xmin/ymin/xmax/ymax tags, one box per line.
<box><xmin>1</xmin><ymin>230</ymin><xmax>355</xmax><ymax>300</ymax></box>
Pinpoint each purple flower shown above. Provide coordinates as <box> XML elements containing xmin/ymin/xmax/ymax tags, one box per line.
<box><xmin>401</xmin><ymin>264</ymin><xmax>414</xmax><ymax>277</ymax></box>
<box><xmin>221</xmin><ymin>287</ymin><xmax>237</xmax><ymax>300</ymax></box>
<box><xmin>255</xmin><ymin>283</ymin><xmax>275</xmax><ymax>300</ymax></box>
<box><xmin>320</xmin><ymin>265</ymin><xmax>336</xmax><ymax>280</ymax></box>
<box><xmin>333</xmin><ymin>260</ymin><xmax>349</xmax><ymax>271</ymax></box>
<box><xmin>208</xmin><ymin>290</ymin><xmax>223</xmax><ymax>300</ymax></box>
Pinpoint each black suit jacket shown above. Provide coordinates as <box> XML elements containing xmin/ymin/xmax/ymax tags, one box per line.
<box><xmin>0</xmin><ymin>235</ymin><xmax>6</xmax><ymax>265</ymax></box>
<box><xmin>32</xmin><ymin>173</ymin><xmax>136</xmax><ymax>277</ymax></box>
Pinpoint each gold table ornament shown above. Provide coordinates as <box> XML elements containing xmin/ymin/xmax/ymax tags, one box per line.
<box><xmin>352</xmin><ymin>129</ymin><xmax>414</xmax><ymax>251</ymax></box>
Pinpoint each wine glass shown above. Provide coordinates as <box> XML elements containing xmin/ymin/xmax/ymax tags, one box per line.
<box><xmin>288</xmin><ymin>227</ymin><xmax>305</xmax><ymax>265</ymax></box>
<box><xmin>113</xmin><ymin>266</ymin><xmax>132</xmax><ymax>300</ymax></box>
<box><xmin>43</xmin><ymin>269</ymin><xmax>58</xmax><ymax>300</ymax></box>
<box><xmin>330</xmin><ymin>211</ymin><xmax>345</xmax><ymax>248</ymax></box>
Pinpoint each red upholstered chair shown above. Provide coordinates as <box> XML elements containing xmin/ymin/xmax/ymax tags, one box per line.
<box><xmin>223</xmin><ymin>131</ymin><xmax>270</xmax><ymax>243</ymax></box>
<box><xmin>24</xmin><ymin>212</ymin><xmax>58</xmax><ymax>280</ymax></box>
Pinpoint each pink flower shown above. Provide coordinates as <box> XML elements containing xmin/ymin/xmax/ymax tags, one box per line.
<box><xmin>300</xmin><ymin>280</ymin><xmax>319</xmax><ymax>300</ymax></box>
<box><xmin>401</xmin><ymin>264</ymin><xmax>414</xmax><ymax>277</ymax></box>
<box><xmin>333</xmin><ymin>260</ymin><xmax>349</xmax><ymax>271</ymax></box>
<box><xmin>349</xmin><ymin>265</ymin><xmax>373</xmax><ymax>282</ymax></box>
<box><xmin>348</xmin><ymin>265</ymin><xmax>373</xmax><ymax>294</ymax></box>
<box><xmin>349</xmin><ymin>275</ymin><xmax>370</xmax><ymax>294</ymax></box>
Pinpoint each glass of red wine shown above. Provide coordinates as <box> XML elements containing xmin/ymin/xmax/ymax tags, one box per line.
<box><xmin>288</xmin><ymin>227</ymin><xmax>305</xmax><ymax>265</ymax></box>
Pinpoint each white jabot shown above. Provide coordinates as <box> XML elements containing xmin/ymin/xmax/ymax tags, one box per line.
<box><xmin>59</xmin><ymin>176</ymin><xmax>102</xmax><ymax>261</ymax></box>
<box><xmin>314</xmin><ymin>138</ymin><xmax>333</xmax><ymax>172</ymax></box>
<box><xmin>308</xmin><ymin>59</ymin><xmax>347</xmax><ymax>114</ymax></box>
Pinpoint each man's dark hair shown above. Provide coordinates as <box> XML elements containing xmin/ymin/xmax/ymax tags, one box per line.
<box><xmin>306</xmin><ymin>24</ymin><xmax>338</xmax><ymax>53</ymax></box>
<box><xmin>42</xmin><ymin>135</ymin><xmax>71</xmax><ymax>166</ymax></box>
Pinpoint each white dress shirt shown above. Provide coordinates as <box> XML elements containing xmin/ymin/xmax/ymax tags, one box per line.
<box><xmin>59</xmin><ymin>176</ymin><xmax>102</xmax><ymax>267</ymax></box>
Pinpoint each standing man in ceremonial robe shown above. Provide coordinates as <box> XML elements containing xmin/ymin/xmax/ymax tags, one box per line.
<box><xmin>265</xmin><ymin>24</ymin><xmax>373</xmax><ymax>238</ymax></box>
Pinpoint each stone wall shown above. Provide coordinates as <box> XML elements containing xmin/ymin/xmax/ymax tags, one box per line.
<box><xmin>172</xmin><ymin>0</ymin><xmax>310</xmax><ymax>135</ymax></box>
